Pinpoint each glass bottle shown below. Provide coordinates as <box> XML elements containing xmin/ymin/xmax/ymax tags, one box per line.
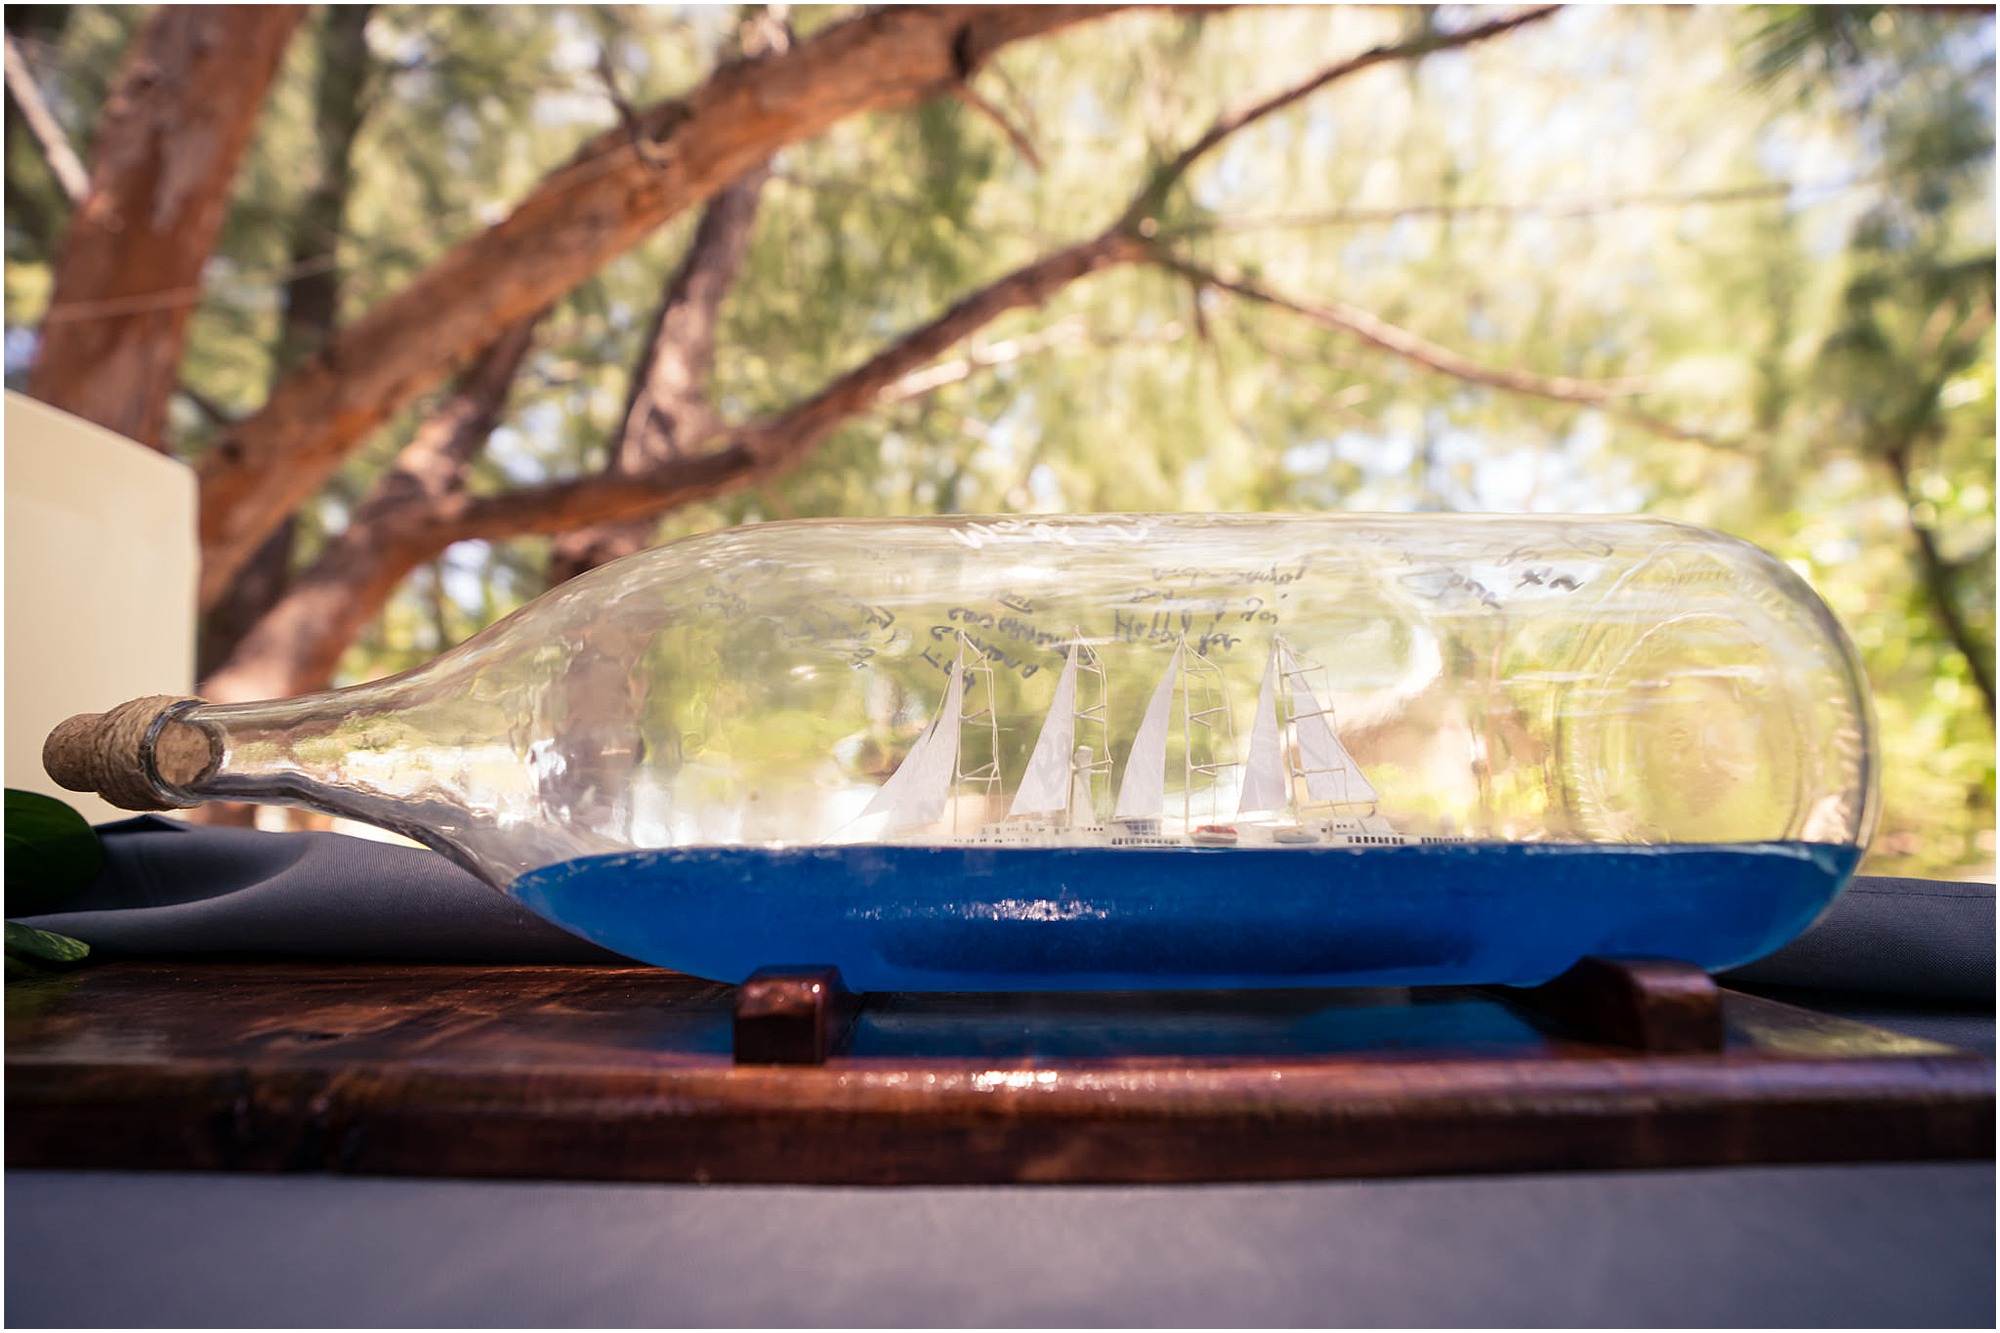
<box><xmin>47</xmin><ymin>513</ymin><xmax>1877</xmax><ymax>990</ymax></box>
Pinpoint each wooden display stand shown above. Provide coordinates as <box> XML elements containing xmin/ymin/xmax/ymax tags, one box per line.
<box><xmin>7</xmin><ymin>957</ymin><xmax>1991</xmax><ymax>1185</ymax></box>
<box><xmin>731</xmin><ymin>957</ymin><xmax>1729</xmax><ymax>1064</ymax></box>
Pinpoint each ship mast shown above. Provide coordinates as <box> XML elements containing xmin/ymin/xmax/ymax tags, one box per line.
<box><xmin>1235</xmin><ymin>635</ymin><xmax>1379</xmax><ymax>823</ymax></box>
<box><xmin>1113</xmin><ymin>634</ymin><xmax>1237</xmax><ymax>832</ymax></box>
<box><xmin>952</xmin><ymin>634</ymin><xmax>1001</xmax><ymax>835</ymax></box>
<box><xmin>1008</xmin><ymin>635</ymin><xmax>1111</xmax><ymax>827</ymax></box>
<box><xmin>856</xmin><ymin>631</ymin><xmax>999</xmax><ymax>838</ymax></box>
<box><xmin>1179</xmin><ymin>638</ymin><xmax>1237</xmax><ymax>829</ymax></box>
<box><xmin>1279</xmin><ymin>638</ymin><xmax>1378</xmax><ymax>812</ymax></box>
<box><xmin>1066</xmin><ymin>636</ymin><xmax>1113</xmax><ymax>825</ymax></box>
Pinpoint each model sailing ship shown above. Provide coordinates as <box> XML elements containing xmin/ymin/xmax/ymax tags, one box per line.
<box><xmin>511</xmin><ymin>624</ymin><xmax>1855</xmax><ymax>989</ymax></box>
<box><xmin>846</xmin><ymin>631</ymin><xmax>1452</xmax><ymax>850</ymax></box>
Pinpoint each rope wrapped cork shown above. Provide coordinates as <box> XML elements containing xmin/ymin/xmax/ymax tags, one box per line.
<box><xmin>43</xmin><ymin>695</ymin><xmax>214</xmax><ymax>812</ymax></box>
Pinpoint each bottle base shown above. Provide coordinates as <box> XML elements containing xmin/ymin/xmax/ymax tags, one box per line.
<box><xmin>508</xmin><ymin>840</ymin><xmax>1860</xmax><ymax>992</ymax></box>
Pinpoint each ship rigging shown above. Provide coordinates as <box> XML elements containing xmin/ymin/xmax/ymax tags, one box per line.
<box><xmin>843</xmin><ymin>630</ymin><xmax>1426</xmax><ymax>848</ymax></box>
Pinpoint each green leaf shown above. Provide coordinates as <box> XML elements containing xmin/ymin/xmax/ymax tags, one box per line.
<box><xmin>5</xmin><ymin>921</ymin><xmax>91</xmax><ymax>967</ymax></box>
<box><xmin>5</xmin><ymin>789</ymin><xmax>105</xmax><ymax>915</ymax></box>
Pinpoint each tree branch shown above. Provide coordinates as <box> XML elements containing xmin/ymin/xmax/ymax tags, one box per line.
<box><xmin>957</xmin><ymin>80</ymin><xmax>1042</xmax><ymax>172</ymax></box>
<box><xmin>1121</xmin><ymin>5</ymin><xmax>1561</xmax><ymax>231</ymax></box>
<box><xmin>543</xmin><ymin>9</ymin><xmax>798</xmax><ymax>586</ymax></box>
<box><xmin>1883</xmin><ymin>443</ymin><xmax>1998</xmax><ymax>724</ymax></box>
<box><xmin>176</xmin><ymin>383</ymin><xmax>241</xmax><ymax>430</ymax></box>
<box><xmin>3</xmin><ymin>30</ymin><xmax>88</xmax><ymax>204</ymax></box>
<box><xmin>1177</xmin><ymin>175</ymin><xmax>1884</xmax><ymax>238</ymax></box>
<box><xmin>219</xmin><ymin>230</ymin><xmax>1145</xmax><ymax>582</ymax></box>
<box><xmin>1163</xmin><ymin>255</ymin><xmax>1677</xmax><ymax>408</ymax></box>
<box><xmin>203</xmin><ymin>5</ymin><xmax>1565</xmax><ymax>695</ymax></box>
<box><xmin>198</xmin><ymin>317</ymin><xmax>545</xmax><ymax>701</ymax></box>
<box><xmin>879</xmin><ymin>317</ymin><xmax>1088</xmax><ymax>403</ymax></box>
<box><xmin>194</xmin><ymin>5</ymin><xmax>1131</xmax><ymax>610</ymax></box>
<box><xmin>447</xmin><ymin>232</ymin><xmax>1151</xmax><ymax>545</ymax></box>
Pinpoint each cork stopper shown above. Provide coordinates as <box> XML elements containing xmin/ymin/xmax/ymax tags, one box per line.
<box><xmin>43</xmin><ymin>695</ymin><xmax>216</xmax><ymax>812</ymax></box>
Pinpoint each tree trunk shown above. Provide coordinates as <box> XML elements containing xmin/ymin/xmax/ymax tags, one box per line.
<box><xmin>198</xmin><ymin>4</ymin><xmax>377</xmax><ymax>684</ymax></box>
<box><xmin>193</xmin><ymin>5</ymin><xmax>1127</xmax><ymax>608</ymax></box>
<box><xmin>273</xmin><ymin>4</ymin><xmax>374</xmax><ymax>374</ymax></box>
<box><xmin>547</xmin><ymin>164</ymin><xmax>772</xmax><ymax>585</ymax></box>
<box><xmin>25</xmin><ymin>5</ymin><xmax>306</xmax><ymax>451</ymax></box>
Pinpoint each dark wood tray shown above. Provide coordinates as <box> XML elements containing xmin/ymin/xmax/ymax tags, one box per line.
<box><xmin>7</xmin><ymin>960</ymin><xmax>1991</xmax><ymax>1185</ymax></box>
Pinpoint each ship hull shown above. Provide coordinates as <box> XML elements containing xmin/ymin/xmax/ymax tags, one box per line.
<box><xmin>510</xmin><ymin>840</ymin><xmax>1860</xmax><ymax>991</ymax></box>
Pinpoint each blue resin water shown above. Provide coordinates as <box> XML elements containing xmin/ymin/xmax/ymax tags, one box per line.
<box><xmin>509</xmin><ymin>840</ymin><xmax>1860</xmax><ymax>991</ymax></box>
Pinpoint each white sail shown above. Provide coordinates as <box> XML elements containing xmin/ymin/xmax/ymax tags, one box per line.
<box><xmin>1114</xmin><ymin>640</ymin><xmax>1183</xmax><ymax>821</ymax></box>
<box><xmin>1009</xmin><ymin>645</ymin><xmax>1079</xmax><ymax>818</ymax></box>
<box><xmin>860</xmin><ymin>660</ymin><xmax>965</xmax><ymax>833</ymax></box>
<box><xmin>1236</xmin><ymin>643</ymin><xmax>1286</xmax><ymax>816</ymax></box>
<box><xmin>1286</xmin><ymin>642</ymin><xmax>1379</xmax><ymax>806</ymax></box>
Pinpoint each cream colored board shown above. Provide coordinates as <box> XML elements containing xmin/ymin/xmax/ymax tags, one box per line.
<box><xmin>4</xmin><ymin>392</ymin><xmax>197</xmax><ymax>824</ymax></box>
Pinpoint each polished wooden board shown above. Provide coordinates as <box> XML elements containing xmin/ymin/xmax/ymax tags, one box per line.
<box><xmin>6</xmin><ymin>962</ymin><xmax>1991</xmax><ymax>1184</ymax></box>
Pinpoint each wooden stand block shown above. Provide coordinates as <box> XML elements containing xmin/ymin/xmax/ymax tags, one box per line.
<box><xmin>1505</xmin><ymin>955</ymin><xmax>1724</xmax><ymax>1053</ymax></box>
<box><xmin>733</xmin><ymin>966</ymin><xmax>855</xmax><ymax>1064</ymax></box>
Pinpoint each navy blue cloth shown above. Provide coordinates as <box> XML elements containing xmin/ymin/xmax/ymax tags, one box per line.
<box><xmin>13</xmin><ymin>816</ymin><xmax>624</xmax><ymax>963</ymax></box>
<box><xmin>1719</xmin><ymin>875</ymin><xmax>1993</xmax><ymax>1000</ymax></box>
<box><xmin>13</xmin><ymin>818</ymin><xmax>1994</xmax><ymax>997</ymax></box>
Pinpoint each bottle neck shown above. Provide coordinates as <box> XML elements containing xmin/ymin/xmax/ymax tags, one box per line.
<box><xmin>156</xmin><ymin>682</ymin><xmax>622</xmax><ymax>888</ymax></box>
<box><xmin>164</xmin><ymin>690</ymin><xmax>453</xmax><ymax>840</ymax></box>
